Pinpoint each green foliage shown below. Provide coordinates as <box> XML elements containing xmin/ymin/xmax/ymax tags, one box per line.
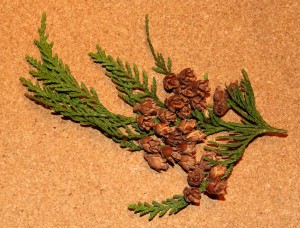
<box><xmin>128</xmin><ymin>195</ymin><xmax>189</xmax><ymax>221</ymax></box>
<box><xmin>20</xmin><ymin>13</ymin><xmax>150</xmax><ymax>151</ymax></box>
<box><xmin>89</xmin><ymin>45</ymin><xmax>164</xmax><ymax>107</ymax></box>
<box><xmin>145</xmin><ymin>14</ymin><xmax>172</xmax><ymax>75</ymax></box>
<box><xmin>21</xmin><ymin>13</ymin><xmax>287</xmax><ymax>221</ymax></box>
<box><xmin>192</xmin><ymin>70</ymin><xmax>287</xmax><ymax>178</ymax></box>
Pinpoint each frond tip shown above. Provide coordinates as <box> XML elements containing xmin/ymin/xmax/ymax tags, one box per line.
<box><xmin>20</xmin><ymin>12</ymin><xmax>149</xmax><ymax>151</ymax></box>
<box><xmin>145</xmin><ymin>14</ymin><xmax>172</xmax><ymax>75</ymax></box>
<box><xmin>89</xmin><ymin>45</ymin><xmax>164</xmax><ymax>107</ymax></box>
<box><xmin>128</xmin><ymin>195</ymin><xmax>189</xmax><ymax>220</ymax></box>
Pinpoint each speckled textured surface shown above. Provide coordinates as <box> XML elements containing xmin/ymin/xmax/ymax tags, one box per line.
<box><xmin>0</xmin><ymin>1</ymin><xmax>299</xmax><ymax>227</ymax></box>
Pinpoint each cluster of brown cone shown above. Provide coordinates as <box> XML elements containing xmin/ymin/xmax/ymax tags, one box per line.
<box><xmin>136</xmin><ymin>101</ymin><xmax>206</xmax><ymax>173</ymax></box>
<box><xmin>134</xmin><ymin>68</ymin><xmax>232</xmax><ymax>205</ymax></box>
<box><xmin>184</xmin><ymin>152</ymin><xmax>228</xmax><ymax>205</ymax></box>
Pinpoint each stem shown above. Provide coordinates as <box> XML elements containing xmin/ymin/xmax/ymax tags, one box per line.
<box><xmin>145</xmin><ymin>14</ymin><xmax>158</xmax><ymax>62</ymax></box>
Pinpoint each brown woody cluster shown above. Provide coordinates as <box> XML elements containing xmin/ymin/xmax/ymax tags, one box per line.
<box><xmin>135</xmin><ymin>68</ymin><xmax>230</xmax><ymax>205</ymax></box>
<box><xmin>136</xmin><ymin>106</ymin><xmax>206</xmax><ymax>173</ymax></box>
<box><xmin>164</xmin><ymin>68</ymin><xmax>210</xmax><ymax>118</ymax></box>
<box><xmin>183</xmin><ymin>151</ymin><xmax>228</xmax><ymax>204</ymax></box>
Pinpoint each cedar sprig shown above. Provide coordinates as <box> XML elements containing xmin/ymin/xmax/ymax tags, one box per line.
<box><xmin>128</xmin><ymin>195</ymin><xmax>189</xmax><ymax>221</ymax></box>
<box><xmin>89</xmin><ymin>45</ymin><xmax>164</xmax><ymax>108</ymax></box>
<box><xmin>20</xmin><ymin>13</ymin><xmax>149</xmax><ymax>151</ymax></box>
<box><xmin>20</xmin><ymin>13</ymin><xmax>287</xmax><ymax>221</ymax></box>
<box><xmin>145</xmin><ymin>14</ymin><xmax>172</xmax><ymax>75</ymax></box>
<box><xmin>193</xmin><ymin>69</ymin><xmax>287</xmax><ymax>177</ymax></box>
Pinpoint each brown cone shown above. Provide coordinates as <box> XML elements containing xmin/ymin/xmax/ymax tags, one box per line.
<box><xmin>177</xmin><ymin>119</ymin><xmax>197</xmax><ymax>134</ymax></box>
<box><xmin>177</xmin><ymin>105</ymin><xmax>191</xmax><ymax>119</ymax></box>
<box><xmin>178</xmin><ymin>154</ymin><xmax>196</xmax><ymax>171</ymax></box>
<box><xmin>165</xmin><ymin>94</ymin><xmax>186</xmax><ymax>112</ymax></box>
<box><xmin>177</xmin><ymin>68</ymin><xmax>197</xmax><ymax>87</ymax></box>
<box><xmin>157</xmin><ymin>109</ymin><xmax>177</xmax><ymax>123</ymax></box>
<box><xmin>163</xmin><ymin>73</ymin><xmax>180</xmax><ymax>91</ymax></box>
<box><xmin>139</xmin><ymin>136</ymin><xmax>161</xmax><ymax>153</ymax></box>
<box><xmin>137</xmin><ymin>115</ymin><xmax>155</xmax><ymax>131</ymax></box>
<box><xmin>187</xmin><ymin>167</ymin><xmax>204</xmax><ymax>187</ymax></box>
<box><xmin>208</xmin><ymin>164</ymin><xmax>227</xmax><ymax>179</ymax></box>
<box><xmin>144</xmin><ymin>153</ymin><xmax>169</xmax><ymax>172</ymax></box>
<box><xmin>213</xmin><ymin>86</ymin><xmax>229</xmax><ymax>117</ymax></box>
<box><xmin>191</xmin><ymin>80</ymin><xmax>210</xmax><ymax>97</ymax></box>
<box><xmin>205</xmin><ymin>179</ymin><xmax>227</xmax><ymax>195</ymax></box>
<box><xmin>133</xmin><ymin>98</ymin><xmax>160</xmax><ymax>115</ymax></box>
<box><xmin>183</xmin><ymin>187</ymin><xmax>201</xmax><ymax>205</ymax></box>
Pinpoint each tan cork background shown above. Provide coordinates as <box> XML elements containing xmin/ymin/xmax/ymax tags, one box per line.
<box><xmin>0</xmin><ymin>0</ymin><xmax>299</xmax><ymax>227</ymax></box>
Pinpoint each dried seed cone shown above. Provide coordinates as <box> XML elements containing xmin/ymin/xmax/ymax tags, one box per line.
<box><xmin>177</xmin><ymin>86</ymin><xmax>196</xmax><ymax>98</ymax></box>
<box><xmin>205</xmin><ymin>179</ymin><xmax>227</xmax><ymax>195</ymax></box>
<box><xmin>177</xmin><ymin>105</ymin><xmax>192</xmax><ymax>119</ymax></box>
<box><xmin>171</xmin><ymin>151</ymin><xmax>181</xmax><ymax>161</ymax></box>
<box><xmin>187</xmin><ymin>167</ymin><xmax>204</xmax><ymax>187</ymax></box>
<box><xmin>198</xmin><ymin>156</ymin><xmax>211</xmax><ymax>171</ymax></box>
<box><xmin>160</xmin><ymin>145</ymin><xmax>173</xmax><ymax>157</ymax></box>
<box><xmin>163</xmin><ymin>129</ymin><xmax>183</xmax><ymax>147</ymax></box>
<box><xmin>163</xmin><ymin>73</ymin><xmax>180</xmax><ymax>91</ymax></box>
<box><xmin>213</xmin><ymin>102</ymin><xmax>229</xmax><ymax>117</ymax></box>
<box><xmin>183</xmin><ymin>187</ymin><xmax>201</xmax><ymax>205</ymax></box>
<box><xmin>160</xmin><ymin>145</ymin><xmax>175</xmax><ymax>164</ymax></box>
<box><xmin>144</xmin><ymin>153</ymin><xmax>169</xmax><ymax>172</ymax></box>
<box><xmin>137</xmin><ymin>115</ymin><xmax>155</xmax><ymax>131</ymax></box>
<box><xmin>139</xmin><ymin>136</ymin><xmax>161</xmax><ymax>153</ymax></box>
<box><xmin>154</xmin><ymin>123</ymin><xmax>173</xmax><ymax>137</ymax></box>
<box><xmin>177</xmin><ymin>119</ymin><xmax>197</xmax><ymax>134</ymax></box>
<box><xmin>165</xmin><ymin>94</ymin><xmax>186</xmax><ymax>112</ymax></box>
<box><xmin>177</xmin><ymin>68</ymin><xmax>197</xmax><ymax>87</ymax></box>
<box><xmin>190</xmin><ymin>96</ymin><xmax>207</xmax><ymax>111</ymax></box>
<box><xmin>178</xmin><ymin>154</ymin><xmax>196</xmax><ymax>171</ymax></box>
<box><xmin>208</xmin><ymin>164</ymin><xmax>227</xmax><ymax>179</ymax></box>
<box><xmin>186</xmin><ymin>130</ymin><xmax>206</xmax><ymax>142</ymax></box>
<box><xmin>133</xmin><ymin>98</ymin><xmax>160</xmax><ymax>115</ymax></box>
<box><xmin>191</xmin><ymin>80</ymin><xmax>210</xmax><ymax>97</ymax></box>
<box><xmin>177</xmin><ymin>142</ymin><xmax>196</xmax><ymax>154</ymax></box>
<box><xmin>157</xmin><ymin>109</ymin><xmax>177</xmax><ymax>123</ymax></box>
<box><xmin>213</xmin><ymin>86</ymin><xmax>229</xmax><ymax>117</ymax></box>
